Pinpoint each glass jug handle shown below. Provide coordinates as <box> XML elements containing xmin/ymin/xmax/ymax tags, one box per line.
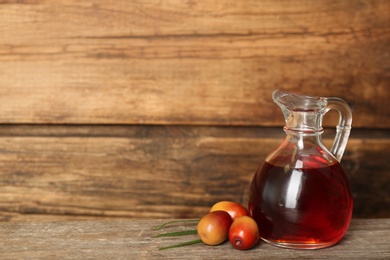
<box><xmin>324</xmin><ymin>97</ymin><xmax>353</xmax><ymax>162</ymax></box>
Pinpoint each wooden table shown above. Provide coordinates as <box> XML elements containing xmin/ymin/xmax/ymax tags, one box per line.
<box><xmin>1</xmin><ymin>219</ymin><xmax>389</xmax><ymax>259</ymax></box>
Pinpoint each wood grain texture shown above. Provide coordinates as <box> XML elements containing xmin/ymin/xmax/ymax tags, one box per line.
<box><xmin>0</xmin><ymin>219</ymin><xmax>389</xmax><ymax>259</ymax></box>
<box><xmin>0</xmin><ymin>1</ymin><xmax>389</xmax><ymax>222</ymax></box>
<box><xmin>0</xmin><ymin>126</ymin><xmax>388</xmax><ymax>222</ymax></box>
<box><xmin>0</xmin><ymin>0</ymin><xmax>389</xmax><ymax>126</ymax></box>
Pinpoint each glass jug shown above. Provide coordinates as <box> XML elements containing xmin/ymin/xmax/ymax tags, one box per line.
<box><xmin>248</xmin><ymin>90</ymin><xmax>353</xmax><ymax>249</ymax></box>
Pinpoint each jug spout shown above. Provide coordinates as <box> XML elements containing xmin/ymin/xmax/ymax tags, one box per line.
<box><xmin>272</xmin><ymin>90</ymin><xmax>352</xmax><ymax>162</ymax></box>
<box><xmin>272</xmin><ymin>90</ymin><xmax>327</xmax><ymax>134</ymax></box>
<box><xmin>272</xmin><ymin>90</ymin><xmax>327</xmax><ymax>114</ymax></box>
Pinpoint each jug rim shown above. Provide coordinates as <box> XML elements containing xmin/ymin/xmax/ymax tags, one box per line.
<box><xmin>272</xmin><ymin>90</ymin><xmax>327</xmax><ymax>112</ymax></box>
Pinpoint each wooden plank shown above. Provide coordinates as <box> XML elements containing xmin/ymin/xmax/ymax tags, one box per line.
<box><xmin>0</xmin><ymin>219</ymin><xmax>389</xmax><ymax>259</ymax></box>
<box><xmin>0</xmin><ymin>126</ymin><xmax>388</xmax><ymax>222</ymax></box>
<box><xmin>0</xmin><ymin>0</ymin><xmax>389</xmax><ymax>126</ymax></box>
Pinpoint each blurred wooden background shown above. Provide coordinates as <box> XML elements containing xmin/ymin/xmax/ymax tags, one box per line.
<box><xmin>0</xmin><ymin>0</ymin><xmax>389</xmax><ymax>222</ymax></box>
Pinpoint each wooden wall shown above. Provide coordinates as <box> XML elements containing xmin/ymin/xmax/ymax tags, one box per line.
<box><xmin>0</xmin><ymin>0</ymin><xmax>389</xmax><ymax>222</ymax></box>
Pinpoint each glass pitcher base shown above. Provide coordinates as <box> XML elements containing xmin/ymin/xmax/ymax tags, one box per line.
<box><xmin>261</xmin><ymin>237</ymin><xmax>338</xmax><ymax>250</ymax></box>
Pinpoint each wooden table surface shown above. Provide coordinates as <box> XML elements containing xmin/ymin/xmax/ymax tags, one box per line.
<box><xmin>1</xmin><ymin>219</ymin><xmax>389</xmax><ymax>259</ymax></box>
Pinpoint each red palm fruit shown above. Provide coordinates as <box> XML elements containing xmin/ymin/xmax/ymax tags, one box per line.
<box><xmin>228</xmin><ymin>216</ymin><xmax>260</xmax><ymax>250</ymax></box>
<box><xmin>197</xmin><ymin>210</ymin><xmax>233</xmax><ymax>246</ymax></box>
<box><xmin>210</xmin><ymin>201</ymin><xmax>248</xmax><ymax>220</ymax></box>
